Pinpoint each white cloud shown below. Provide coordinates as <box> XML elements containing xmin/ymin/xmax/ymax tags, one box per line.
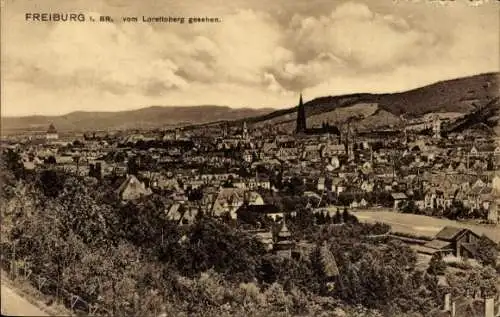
<box><xmin>290</xmin><ymin>2</ymin><xmax>437</xmax><ymax>71</ymax></box>
<box><xmin>330</xmin><ymin>2</ymin><xmax>374</xmax><ymax>20</ymax></box>
<box><xmin>207</xmin><ymin>9</ymin><xmax>283</xmax><ymax>84</ymax></box>
<box><xmin>5</xmin><ymin>20</ymin><xmax>188</xmax><ymax>95</ymax></box>
<box><xmin>2</xmin><ymin>0</ymin><xmax>498</xmax><ymax>116</ymax></box>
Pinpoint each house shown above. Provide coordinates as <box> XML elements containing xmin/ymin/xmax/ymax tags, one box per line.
<box><xmin>360</xmin><ymin>162</ymin><xmax>373</xmax><ymax>175</ymax></box>
<box><xmin>455</xmin><ymin>162</ymin><xmax>467</xmax><ymax>173</ymax></box>
<box><xmin>256</xmin><ymin>178</ymin><xmax>271</xmax><ymax>190</ymax></box>
<box><xmin>276</xmin><ymin>147</ymin><xmax>299</xmax><ymax>161</ymax></box>
<box><xmin>260</xmin><ymin>142</ymin><xmax>278</xmax><ymax>159</ymax></box>
<box><xmin>236</xmin><ymin>203</ymin><xmax>286</xmax><ymax>222</ymax></box>
<box><xmin>493</xmin><ymin>175</ymin><xmax>500</xmax><ymax>194</ymax></box>
<box><xmin>467</xmin><ymin>184</ymin><xmax>493</xmax><ymax>211</ymax></box>
<box><xmin>494</xmin><ymin>146</ymin><xmax>500</xmax><ymax>156</ymax></box>
<box><xmin>233</xmin><ymin>181</ymin><xmax>247</xmax><ymax>189</ymax></box>
<box><xmin>350</xmin><ymin>200</ymin><xmax>359</xmax><ymax>209</ymax></box>
<box><xmin>478</xmin><ymin>143</ymin><xmax>497</xmax><ymax>154</ymax></box>
<box><xmin>417</xmin><ymin>239</ymin><xmax>455</xmax><ymax>257</ymax></box>
<box><xmin>330</xmin><ymin>156</ymin><xmax>341</xmax><ymax>169</ymax></box>
<box><xmin>361</xmin><ymin>180</ymin><xmax>374</xmax><ymax>193</ymax></box>
<box><xmin>313</xmin><ymin>207</ymin><xmax>338</xmax><ymax>218</ymax></box>
<box><xmin>151</xmin><ymin>175</ymin><xmax>180</xmax><ymax>191</ymax></box>
<box><xmin>321</xmin><ymin>143</ymin><xmax>346</xmax><ymax>157</ymax></box>
<box><xmin>391</xmin><ymin>192</ymin><xmax>408</xmax><ymax>210</ymax></box>
<box><xmin>243</xmin><ymin>150</ymin><xmax>254</xmax><ymax>163</ymax></box>
<box><xmin>166</xmin><ymin>203</ymin><xmax>200</xmax><ymax>225</ymax></box>
<box><xmin>302</xmin><ymin>144</ymin><xmax>322</xmax><ymax>162</ymax></box>
<box><xmin>425</xmin><ymin>188</ymin><xmax>453</xmax><ymax>210</ymax></box>
<box><xmin>470</xmin><ymin>146</ymin><xmax>479</xmax><ymax>156</ymax></box>
<box><xmin>317</xmin><ymin>177</ymin><xmax>325</xmax><ymax>191</ymax></box>
<box><xmin>211</xmin><ymin>188</ymin><xmax>264</xmax><ymax>219</ymax></box>
<box><xmin>116</xmin><ymin>174</ymin><xmax>152</xmax><ymax>201</ymax></box>
<box><xmin>424</xmin><ymin>226</ymin><xmax>484</xmax><ymax>259</ymax></box>
<box><xmin>488</xmin><ymin>199</ymin><xmax>499</xmax><ymax>224</ymax></box>
<box><xmin>331</xmin><ymin>177</ymin><xmax>343</xmax><ymax>193</ymax></box>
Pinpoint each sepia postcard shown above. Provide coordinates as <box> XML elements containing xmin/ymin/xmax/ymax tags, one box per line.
<box><xmin>1</xmin><ymin>0</ymin><xmax>499</xmax><ymax>316</ymax></box>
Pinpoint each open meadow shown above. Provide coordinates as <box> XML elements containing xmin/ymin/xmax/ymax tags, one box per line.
<box><xmin>352</xmin><ymin>209</ymin><xmax>500</xmax><ymax>243</ymax></box>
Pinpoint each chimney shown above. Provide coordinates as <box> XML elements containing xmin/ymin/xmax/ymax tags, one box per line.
<box><xmin>444</xmin><ymin>293</ymin><xmax>451</xmax><ymax>311</ymax></box>
<box><xmin>484</xmin><ymin>296</ymin><xmax>494</xmax><ymax>317</ymax></box>
<box><xmin>451</xmin><ymin>300</ymin><xmax>456</xmax><ymax>317</ymax></box>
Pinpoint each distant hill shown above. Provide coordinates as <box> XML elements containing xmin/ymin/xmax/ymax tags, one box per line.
<box><xmin>239</xmin><ymin>72</ymin><xmax>500</xmax><ymax>133</ymax></box>
<box><xmin>444</xmin><ymin>97</ymin><xmax>500</xmax><ymax>136</ymax></box>
<box><xmin>3</xmin><ymin>72</ymin><xmax>498</xmax><ymax>135</ymax></box>
<box><xmin>1</xmin><ymin>106</ymin><xmax>275</xmax><ymax>134</ymax></box>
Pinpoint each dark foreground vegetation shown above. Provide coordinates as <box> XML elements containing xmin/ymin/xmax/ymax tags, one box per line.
<box><xmin>1</xmin><ymin>149</ymin><xmax>498</xmax><ymax>317</ymax></box>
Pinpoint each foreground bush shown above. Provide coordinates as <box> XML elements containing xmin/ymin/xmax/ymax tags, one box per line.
<box><xmin>0</xmin><ymin>156</ymin><xmax>450</xmax><ymax>316</ymax></box>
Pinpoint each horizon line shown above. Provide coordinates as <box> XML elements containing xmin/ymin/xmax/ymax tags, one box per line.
<box><xmin>3</xmin><ymin>70</ymin><xmax>499</xmax><ymax>118</ymax></box>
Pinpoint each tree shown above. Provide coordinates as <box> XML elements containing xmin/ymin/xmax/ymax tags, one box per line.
<box><xmin>446</xmin><ymin>266</ymin><xmax>498</xmax><ymax>298</ymax></box>
<box><xmin>72</xmin><ymin>155</ymin><xmax>81</xmax><ymax>174</ymax></box>
<box><xmin>37</xmin><ymin>169</ymin><xmax>67</xmax><ymax>198</ymax></box>
<box><xmin>444</xmin><ymin>201</ymin><xmax>466</xmax><ymax>220</ymax></box>
<box><xmin>475</xmin><ymin>235</ymin><xmax>498</xmax><ymax>267</ymax></box>
<box><xmin>45</xmin><ymin>155</ymin><xmax>57</xmax><ymax>165</ymax></box>
<box><xmin>333</xmin><ymin>210</ymin><xmax>343</xmax><ymax>224</ymax></box>
<box><xmin>172</xmin><ymin>219</ymin><xmax>265</xmax><ymax>281</ymax></box>
<box><xmin>1</xmin><ymin>149</ymin><xmax>25</xmax><ymax>180</ymax></box>
<box><xmin>401</xmin><ymin>200</ymin><xmax>417</xmax><ymax>214</ymax></box>
<box><xmin>286</xmin><ymin>177</ymin><xmax>305</xmax><ymax>196</ymax></box>
<box><xmin>342</xmin><ymin>209</ymin><xmax>359</xmax><ymax>224</ymax></box>
<box><xmin>0</xmin><ymin>164</ymin><xmax>19</xmax><ymax>201</ymax></box>
<box><xmin>427</xmin><ymin>253</ymin><xmax>446</xmax><ymax>275</ymax></box>
<box><xmin>188</xmin><ymin>188</ymin><xmax>203</xmax><ymax>201</ymax></box>
<box><xmin>89</xmin><ymin>163</ymin><xmax>102</xmax><ymax>180</ymax></box>
<box><xmin>127</xmin><ymin>157</ymin><xmax>139</xmax><ymax>175</ymax></box>
<box><xmin>72</xmin><ymin>140</ymin><xmax>84</xmax><ymax>148</ymax></box>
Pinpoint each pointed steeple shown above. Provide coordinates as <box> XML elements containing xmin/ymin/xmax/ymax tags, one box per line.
<box><xmin>296</xmin><ymin>92</ymin><xmax>306</xmax><ymax>134</ymax></box>
<box><xmin>278</xmin><ymin>220</ymin><xmax>291</xmax><ymax>239</ymax></box>
<box><xmin>243</xmin><ymin>121</ymin><xmax>249</xmax><ymax>140</ymax></box>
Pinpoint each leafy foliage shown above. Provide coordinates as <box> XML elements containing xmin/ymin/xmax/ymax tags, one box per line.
<box><xmin>475</xmin><ymin>235</ymin><xmax>499</xmax><ymax>267</ymax></box>
<box><xmin>1</xmin><ymin>166</ymin><xmax>445</xmax><ymax>316</ymax></box>
<box><xmin>320</xmin><ymin>244</ymin><xmax>340</xmax><ymax>278</ymax></box>
<box><xmin>427</xmin><ymin>253</ymin><xmax>447</xmax><ymax>276</ymax></box>
<box><xmin>446</xmin><ymin>266</ymin><xmax>499</xmax><ymax>298</ymax></box>
<box><xmin>169</xmin><ymin>219</ymin><xmax>266</xmax><ymax>281</ymax></box>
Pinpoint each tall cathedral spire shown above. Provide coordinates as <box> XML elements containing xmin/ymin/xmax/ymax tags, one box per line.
<box><xmin>296</xmin><ymin>92</ymin><xmax>306</xmax><ymax>134</ymax></box>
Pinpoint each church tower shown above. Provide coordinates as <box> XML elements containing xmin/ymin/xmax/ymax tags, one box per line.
<box><xmin>243</xmin><ymin>121</ymin><xmax>249</xmax><ymax>140</ymax></box>
<box><xmin>46</xmin><ymin>123</ymin><xmax>59</xmax><ymax>141</ymax></box>
<box><xmin>432</xmin><ymin>116</ymin><xmax>441</xmax><ymax>139</ymax></box>
<box><xmin>295</xmin><ymin>93</ymin><xmax>306</xmax><ymax>134</ymax></box>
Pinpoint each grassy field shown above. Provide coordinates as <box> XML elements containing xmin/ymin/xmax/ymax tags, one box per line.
<box><xmin>352</xmin><ymin>209</ymin><xmax>500</xmax><ymax>243</ymax></box>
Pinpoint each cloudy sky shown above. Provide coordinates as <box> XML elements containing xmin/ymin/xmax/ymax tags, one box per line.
<box><xmin>2</xmin><ymin>0</ymin><xmax>499</xmax><ymax>116</ymax></box>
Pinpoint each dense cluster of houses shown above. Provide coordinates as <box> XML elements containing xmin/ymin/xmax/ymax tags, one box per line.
<box><xmin>2</xmin><ymin>114</ymin><xmax>500</xmax><ymax>261</ymax></box>
<box><xmin>3</xmin><ymin>121</ymin><xmax>500</xmax><ymax>225</ymax></box>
